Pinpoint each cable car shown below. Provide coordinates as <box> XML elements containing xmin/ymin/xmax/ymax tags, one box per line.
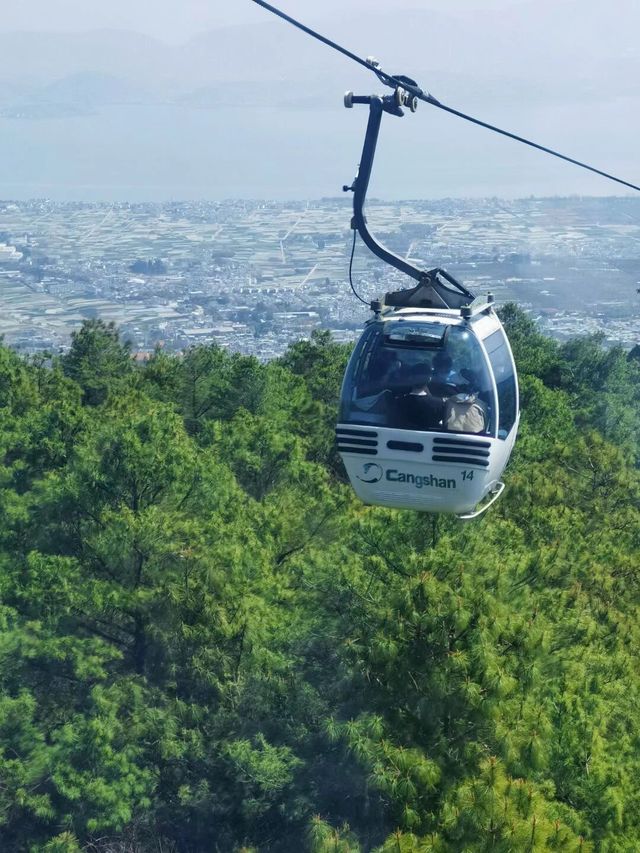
<box><xmin>336</xmin><ymin>89</ymin><xmax>519</xmax><ymax>518</ymax></box>
<box><xmin>252</xmin><ymin>0</ymin><xmax>640</xmax><ymax>517</ymax></box>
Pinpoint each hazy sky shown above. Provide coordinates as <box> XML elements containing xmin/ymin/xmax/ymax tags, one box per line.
<box><xmin>0</xmin><ymin>0</ymin><xmax>358</xmax><ymax>39</ymax></box>
<box><xmin>0</xmin><ymin>0</ymin><xmax>548</xmax><ymax>41</ymax></box>
<box><xmin>0</xmin><ymin>1</ymin><xmax>638</xmax><ymax>201</ymax></box>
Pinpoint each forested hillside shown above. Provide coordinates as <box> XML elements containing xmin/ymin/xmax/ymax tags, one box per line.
<box><xmin>0</xmin><ymin>308</ymin><xmax>639</xmax><ymax>852</ymax></box>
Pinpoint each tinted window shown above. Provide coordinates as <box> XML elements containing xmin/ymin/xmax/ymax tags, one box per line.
<box><xmin>384</xmin><ymin>322</ymin><xmax>448</xmax><ymax>347</ymax></box>
<box><xmin>484</xmin><ymin>329</ymin><xmax>517</xmax><ymax>438</ymax></box>
<box><xmin>339</xmin><ymin>321</ymin><xmax>495</xmax><ymax>434</ymax></box>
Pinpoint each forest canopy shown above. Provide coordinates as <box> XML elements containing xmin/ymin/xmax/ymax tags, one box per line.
<box><xmin>0</xmin><ymin>310</ymin><xmax>639</xmax><ymax>852</ymax></box>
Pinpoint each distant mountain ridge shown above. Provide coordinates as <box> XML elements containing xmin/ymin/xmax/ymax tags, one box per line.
<box><xmin>0</xmin><ymin>2</ymin><xmax>637</xmax><ymax>200</ymax></box>
<box><xmin>0</xmin><ymin>2</ymin><xmax>636</xmax><ymax>101</ymax></box>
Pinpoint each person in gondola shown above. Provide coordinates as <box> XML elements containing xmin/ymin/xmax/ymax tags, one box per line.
<box><xmin>430</xmin><ymin>351</ymin><xmax>462</xmax><ymax>396</ymax></box>
<box><xmin>443</xmin><ymin>367</ymin><xmax>488</xmax><ymax>434</ymax></box>
<box><xmin>398</xmin><ymin>363</ymin><xmax>447</xmax><ymax>430</ymax></box>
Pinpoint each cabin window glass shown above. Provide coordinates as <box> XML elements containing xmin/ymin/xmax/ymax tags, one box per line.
<box><xmin>339</xmin><ymin>322</ymin><xmax>495</xmax><ymax>435</ymax></box>
<box><xmin>338</xmin><ymin>325</ymin><xmax>382</xmax><ymax>423</ymax></box>
<box><xmin>484</xmin><ymin>329</ymin><xmax>517</xmax><ymax>438</ymax></box>
<box><xmin>384</xmin><ymin>322</ymin><xmax>447</xmax><ymax>347</ymax></box>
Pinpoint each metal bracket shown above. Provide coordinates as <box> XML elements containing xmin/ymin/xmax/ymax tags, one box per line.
<box><xmin>456</xmin><ymin>481</ymin><xmax>505</xmax><ymax>521</ymax></box>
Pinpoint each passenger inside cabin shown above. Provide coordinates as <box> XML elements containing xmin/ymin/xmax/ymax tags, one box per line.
<box><xmin>430</xmin><ymin>351</ymin><xmax>461</xmax><ymax>395</ymax></box>
<box><xmin>360</xmin><ymin>350</ymin><xmax>402</xmax><ymax>397</ymax></box>
<box><xmin>444</xmin><ymin>393</ymin><xmax>487</xmax><ymax>433</ymax></box>
<box><xmin>341</xmin><ymin>322</ymin><xmax>498</xmax><ymax>435</ymax></box>
<box><xmin>398</xmin><ymin>363</ymin><xmax>447</xmax><ymax>430</ymax></box>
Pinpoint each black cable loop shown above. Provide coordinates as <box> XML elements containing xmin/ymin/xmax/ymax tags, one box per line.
<box><xmin>348</xmin><ymin>228</ymin><xmax>369</xmax><ymax>306</ymax></box>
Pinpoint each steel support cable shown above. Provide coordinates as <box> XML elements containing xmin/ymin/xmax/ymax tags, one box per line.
<box><xmin>251</xmin><ymin>0</ymin><xmax>382</xmax><ymax>76</ymax></box>
<box><xmin>250</xmin><ymin>0</ymin><xmax>640</xmax><ymax>193</ymax></box>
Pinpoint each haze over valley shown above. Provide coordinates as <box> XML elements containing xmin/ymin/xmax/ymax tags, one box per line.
<box><xmin>0</xmin><ymin>0</ymin><xmax>639</xmax><ymax>200</ymax></box>
<box><xmin>1</xmin><ymin>195</ymin><xmax>638</xmax><ymax>357</ymax></box>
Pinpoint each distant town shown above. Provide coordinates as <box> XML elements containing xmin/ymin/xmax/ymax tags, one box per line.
<box><xmin>0</xmin><ymin>195</ymin><xmax>638</xmax><ymax>358</ymax></box>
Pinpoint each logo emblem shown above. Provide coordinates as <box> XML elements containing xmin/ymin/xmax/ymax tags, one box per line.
<box><xmin>357</xmin><ymin>462</ymin><xmax>383</xmax><ymax>484</ymax></box>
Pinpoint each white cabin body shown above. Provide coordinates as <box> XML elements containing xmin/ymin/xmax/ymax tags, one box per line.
<box><xmin>337</xmin><ymin>304</ymin><xmax>519</xmax><ymax>515</ymax></box>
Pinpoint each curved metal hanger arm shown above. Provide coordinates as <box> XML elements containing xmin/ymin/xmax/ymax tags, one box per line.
<box><xmin>347</xmin><ymin>96</ymin><xmax>424</xmax><ymax>283</ymax></box>
<box><xmin>346</xmin><ymin>96</ymin><xmax>475</xmax><ymax>304</ymax></box>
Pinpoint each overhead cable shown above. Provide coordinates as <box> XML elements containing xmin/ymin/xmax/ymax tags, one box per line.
<box><xmin>251</xmin><ymin>0</ymin><xmax>640</xmax><ymax>193</ymax></box>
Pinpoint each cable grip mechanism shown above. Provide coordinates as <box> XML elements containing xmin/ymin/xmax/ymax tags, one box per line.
<box><xmin>344</xmin><ymin>88</ymin><xmax>417</xmax><ymax>117</ymax></box>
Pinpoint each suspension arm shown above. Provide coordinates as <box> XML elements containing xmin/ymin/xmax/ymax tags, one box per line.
<box><xmin>345</xmin><ymin>94</ymin><xmax>475</xmax><ymax>306</ymax></box>
<box><xmin>346</xmin><ymin>96</ymin><xmax>426</xmax><ymax>283</ymax></box>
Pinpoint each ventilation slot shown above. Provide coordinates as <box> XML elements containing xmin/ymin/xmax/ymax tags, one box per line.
<box><xmin>433</xmin><ymin>445</ymin><xmax>490</xmax><ymax>459</ymax></box>
<box><xmin>433</xmin><ymin>437</ymin><xmax>491</xmax><ymax>449</ymax></box>
<box><xmin>337</xmin><ymin>446</ymin><xmax>378</xmax><ymax>456</ymax></box>
<box><xmin>432</xmin><ymin>437</ymin><xmax>491</xmax><ymax>468</ymax></box>
<box><xmin>432</xmin><ymin>455</ymin><xmax>490</xmax><ymax>468</ymax></box>
<box><xmin>387</xmin><ymin>440</ymin><xmax>424</xmax><ymax>452</ymax></box>
<box><xmin>336</xmin><ymin>427</ymin><xmax>379</xmax><ymax>456</ymax></box>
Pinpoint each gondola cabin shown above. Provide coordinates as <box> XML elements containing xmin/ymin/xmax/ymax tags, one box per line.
<box><xmin>252</xmin><ymin>5</ymin><xmax>640</xmax><ymax>517</ymax></box>
<box><xmin>334</xmin><ymin>89</ymin><xmax>519</xmax><ymax>519</ymax></box>
<box><xmin>337</xmin><ymin>288</ymin><xmax>519</xmax><ymax>519</ymax></box>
